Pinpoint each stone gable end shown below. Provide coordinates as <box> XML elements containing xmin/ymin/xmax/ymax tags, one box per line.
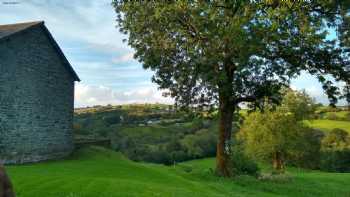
<box><xmin>0</xmin><ymin>23</ymin><xmax>77</xmax><ymax>164</ymax></box>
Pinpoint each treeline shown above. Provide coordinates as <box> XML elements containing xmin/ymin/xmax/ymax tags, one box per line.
<box><xmin>74</xmin><ymin>104</ymin><xmax>186</xmax><ymax>137</ymax></box>
<box><xmin>111</xmin><ymin>119</ymin><xmax>217</xmax><ymax>165</ymax></box>
<box><xmin>74</xmin><ymin>104</ymin><xmax>218</xmax><ymax>164</ymax></box>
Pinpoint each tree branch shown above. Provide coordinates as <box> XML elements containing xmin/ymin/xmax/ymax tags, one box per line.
<box><xmin>176</xmin><ymin>16</ymin><xmax>208</xmax><ymax>42</ymax></box>
<box><xmin>235</xmin><ymin>96</ymin><xmax>256</xmax><ymax>104</ymax></box>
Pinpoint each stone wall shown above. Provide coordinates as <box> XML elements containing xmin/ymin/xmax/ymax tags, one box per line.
<box><xmin>0</xmin><ymin>25</ymin><xmax>75</xmax><ymax>164</ymax></box>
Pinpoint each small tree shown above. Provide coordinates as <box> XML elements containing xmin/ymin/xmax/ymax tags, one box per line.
<box><xmin>238</xmin><ymin>108</ymin><xmax>309</xmax><ymax>172</ymax></box>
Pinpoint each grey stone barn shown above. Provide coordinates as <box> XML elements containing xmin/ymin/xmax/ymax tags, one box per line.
<box><xmin>0</xmin><ymin>21</ymin><xmax>80</xmax><ymax>164</ymax></box>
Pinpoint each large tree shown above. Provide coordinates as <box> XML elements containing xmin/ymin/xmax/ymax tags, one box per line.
<box><xmin>113</xmin><ymin>1</ymin><xmax>350</xmax><ymax>176</ymax></box>
<box><xmin>339</xmin><ymin>2</ymin><xmax>350</xmax><ymax>108</ymax></box>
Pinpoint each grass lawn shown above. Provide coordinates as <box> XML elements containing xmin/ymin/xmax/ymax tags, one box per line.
<box><xmin>6</xmin><ymin>146</ymin><xmax>350</xmax><ymax>197</ymax></box>
<box><xmin>306</xmin><ymin>120</ymin><xmax>350</xmax><ymax>133</ymax></box>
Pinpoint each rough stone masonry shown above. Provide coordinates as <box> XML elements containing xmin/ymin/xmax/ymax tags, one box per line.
<box><xmin>0</xmin><ymin>21</ymin><xmax>80</xmax><ymax>164</ymax></box>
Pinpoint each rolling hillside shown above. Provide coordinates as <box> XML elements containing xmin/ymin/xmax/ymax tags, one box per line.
<box><xmin>6</xmin><ymin>146</ymin><xmax>350</xmax><ymax>197</ymax></box>
<box><xmin>306</xmin><ymin>120</ymin><xmax>350</xmax><ymax>133</ymax></box>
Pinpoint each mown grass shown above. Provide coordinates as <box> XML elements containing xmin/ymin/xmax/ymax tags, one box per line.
<box><xmin>306</xmin><ymin>120</ymin><xmax>350</xmax><ymax>133</ymax></box>
<box><xmin>6</xmin><ymin>146</ymin><xmax>350</xmax><ymax>197</ymax></box>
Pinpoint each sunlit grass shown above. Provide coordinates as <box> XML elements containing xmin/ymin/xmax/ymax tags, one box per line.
<box><xmin>6</xmin><ymin>146</ymin><xmax>350</xmax><ymax>197</ymax></box>
<box><xmin>306</xmin><ymin>120</ymin><xmax>350</xmax><ymax>133</ymax></box>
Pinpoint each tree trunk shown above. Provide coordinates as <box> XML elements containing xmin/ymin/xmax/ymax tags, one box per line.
<box><xmin>216</xmin><ymin>92</ymin><xmax>234</xmax><ymax>177</ymax></box>
<box><xmin>272</xmin><ymin>151</ymin><xmax>284</xmax><ymax>172</ymax></box>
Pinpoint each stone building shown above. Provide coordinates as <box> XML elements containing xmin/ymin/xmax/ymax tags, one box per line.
<box><xmin>0</xmin><ymin>21</ymin><xmax>80</xmax><ymax>164</ymax></box>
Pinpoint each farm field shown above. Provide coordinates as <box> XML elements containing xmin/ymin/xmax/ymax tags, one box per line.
<box><xmin>6</xmin><ymin>146</ymin><xmax>350</xmax><ymax>197</ymax></box>
<box><xmin>306</xmin><ymin>120</ymin><xmax>350</xmax><ymax>133</ymax></box>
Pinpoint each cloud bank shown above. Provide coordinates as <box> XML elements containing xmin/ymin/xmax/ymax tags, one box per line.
<box><xmin>75</xmin><ymin>84</ymin><xmax>173</xmax><ymax>107</ymax></box>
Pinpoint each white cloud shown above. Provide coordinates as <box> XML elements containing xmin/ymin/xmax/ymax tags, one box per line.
<box><xmin>112</xmin><ymin>52</ymin><xmax>136</xmax><ymax>63</ymax></box>
<box><xmin>75</xmin><ymin>83</ymin><xmax>173</xmax><ymax>107</ymax></box>
<box><xmin>0</xmin><ymin>0</ymin><xmax>132</xmax><ymax>58</ymax></box>
<box><xmin>291</xmin><ymin>85</ymin><xmax>323</xmax><ymax>98</ymax></box>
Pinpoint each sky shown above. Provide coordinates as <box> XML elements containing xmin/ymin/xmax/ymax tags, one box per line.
<box><xmin>0</xmin><ymin>0</ymin><xmax>346</xmax><ymax>107</ymax></box>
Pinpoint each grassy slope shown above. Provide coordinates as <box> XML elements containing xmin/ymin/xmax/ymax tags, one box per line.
<box><xmin>7</xmin><ymin>146</ymin><xmax>350</xmax><ymax>197</ymax></box>
<box><xmin>306</xmin><ymin>120</ymin><xmax>350</xmax><ymax>133</ymax></box>
<box><xmin>324</xmin><ymin>111</ymin><xmax>349</xmax><ymax>118</ymax></box>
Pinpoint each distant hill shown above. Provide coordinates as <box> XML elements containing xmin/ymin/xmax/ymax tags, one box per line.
<box><xmin>73</xmin><ymin>104</ymin><xmax>217</xmax><ymax>165</ymax></box>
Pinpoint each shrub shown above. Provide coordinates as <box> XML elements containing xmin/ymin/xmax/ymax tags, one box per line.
<box><xmin>179</xmin><ymin>164</ymin><xmax>193</xmax><ymax>173</ymax></box>
<box><xmin>73</xmin><ymin>123</ymin><xmax>88</xmax><ymax>135</ymax></box>
<box><xmin>326</xmin><ymin>113</ymin><xmax>338</xmax><ymax>120</ymax></box>
<box><xmin>320</xmin><ymin>128</ymin><xmax>350</xmax><ymax>172</ymax></box>
<box><xmin>286</xmin><ymin>129</ymin><xmax>323</xmax><ymax>169</ymax></box>
<box><xmin>320</xmin><ymin>150</ymin><xmax>350</xmax><ymax>172</ymax></box>
<box><xmin>229</xmin><ymin>145</ymin><xmax>260</xmax><ymax>177</ymax></box>
<box><xmin>322</xmin><ymin>128</ymin><xmax>350</xmax><ymax>150</ymax></box>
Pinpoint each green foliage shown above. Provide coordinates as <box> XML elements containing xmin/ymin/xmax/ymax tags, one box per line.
<box><xmin>322</xmin><ymin>128</ymin><xmax>350</xmax><ymax>150</ymax></box>
<box><xmin>286</xmin><ymin>129</ymin><xmax>323</xmax><ymax>169</ymax></box>
<box><xmin>238</xmin><ymin>108</ymin><xmax>313</xmax><ymax>170</ymax></box>
<box><xmin>73</xmin><ymin>123</ymin><xmax>88</xmax><ymax>135</ymax></box>
<box><xmin>314</xmin><ymin>108</ymin><xmax>350</xmax><ymax>121</ymax></box>
<box><xmin>113</xmin><ymin>1</ymin><xmax>350</xmax><ymax>108</ymax></box>
<box><xmin>320</xmin><ymin>128</ymin><xmax>350</xmax><ymax>172</ymax></box>
<box><xmin>74</xmin><ymin>104</ymin><xmax>219</xmax><ymax>165</ymax></box>
<box><xmin>229</xmin><ymin>144</ymin><xmax>260</xmax><ymax>177</ymax></box>
<box><xmin>113</xmin><ymin>0</ymin><xmax>350</xmax><ymax>176</ymax></box>
<box><xmin>320</xmin><ymin>150</ymin><xmax>350</xmax><ymax>172</ymax></box>
<box><xmin>326</xmin><ymin>112</ymin><xmax>340</xmax><ymax>120</ymax></box>
<box><xmin>111</xmin><ymin>121</ymin><xmax>217</xmax><ymax>165</ymax></box>
<box><xmin>280</xmin><ymin>89</ymin><xmax>317</xmax><ymax>120</ymax></box>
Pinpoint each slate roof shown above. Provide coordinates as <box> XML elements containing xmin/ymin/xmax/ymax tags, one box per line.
<box><xmin>0</xmin><ymin>21</ymin><xmax>80</xmax><ymax>81</ymax></box>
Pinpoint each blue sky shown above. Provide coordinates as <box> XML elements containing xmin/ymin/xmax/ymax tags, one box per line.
<box><xmin>0</xmin><ymin>0</ymin><xmax>346</xmax><ymax>107</ymax></box>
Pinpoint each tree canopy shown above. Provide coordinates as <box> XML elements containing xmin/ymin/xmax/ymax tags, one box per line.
<box><xmin>279</xmin><ymin>89</ymin><xmax>317</xmax><ymax>121</ymax></box>
<box><xmin>113</xmin><ymin>1</ymin><xmax>350</xmax><ymax>176</ymax></box>
<box><xmin>114</xmin><ymin>1</ymin><xmax>350</xmax><ymax>107</ymax></box>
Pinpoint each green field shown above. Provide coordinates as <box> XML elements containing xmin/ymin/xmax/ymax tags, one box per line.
<box><xmin>6</xmin><ymin>146</ymin><xmax>350</xmax><ymax>197</ymax></box>
<box><xmin>324</xmin><ymin>111</ymin><xmax>349</xmax><ymax>119</ymax></box>
<box><xmin>306</xmin><ymin>120</ymin><xmax>350</xmax><ymax>133</ymax></box>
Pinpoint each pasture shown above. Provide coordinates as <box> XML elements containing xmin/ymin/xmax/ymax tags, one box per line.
<box><xmin>6</xmin><ymin>146</ymin><xmax>350</xmax><ymax>197</ymax></box>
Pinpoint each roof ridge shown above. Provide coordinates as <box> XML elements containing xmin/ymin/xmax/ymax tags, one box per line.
<box><xmin>0</xmin><ymin>21</ymin><xmax>44</xmax><ymax>40</ymax></box>
<box><xmin>0</xmin><ymin>21</ymin><xmax>80</xmax><ymax>82</ymax></box>
<box><xmin>0</xmin><ymin>21</ymin><xmax>44</xmax><ymax>27</ymax></box>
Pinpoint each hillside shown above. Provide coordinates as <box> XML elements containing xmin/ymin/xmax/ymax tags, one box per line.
<box><xmin>6</xmin><ymin>146</ymin><xmax>350</xmax><ymax>197</ymax></box>
<box><xmin>306</xmin><ymin>120</ymin><xmax>350</xmax><ymax>133</ymax></box>
<box><xmin>74</xmin><ymin>104</ymin><xmax>218</xmax><ymax>165</ymax></box>
<box><xmin>73</xmin><ymin>105</ymin><xmax>350</xmax><ymax>165</ymax></box>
